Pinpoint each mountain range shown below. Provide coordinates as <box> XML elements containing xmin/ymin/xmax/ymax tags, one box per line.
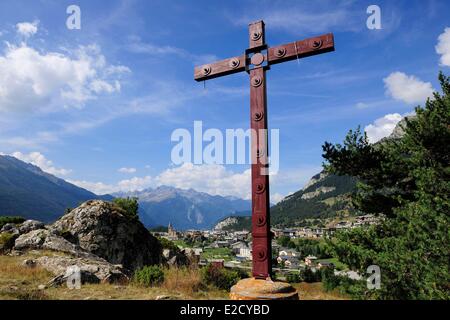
<box><xmin>0</xmin><ymin>155</ymin><xmax>251</xmax><ymax>229</ymax></box>
<box><xmin>0</xmin><ymin>153</ymin><xmax>354</xmax><ymax>230</ymax></box>
<box><xmin>270</xmin><ymin>172</ymin><xmax>357</xmax><ymax>227</ymax></box>
<box><xmin>214</xmin><ymin>172</ymin><xmax>357</xmax><ymax>230</ymax></box>
<box><xmin>0</xmin><ymin>155</ymin><xmax>112</xmax><ymax>222</ymax></box>
<box><xmin>0</xmin><ymin>153</ymin><xmax>357</xmax><ymax>230</ymax></box>
<box><xmin>114</xmin><ymin>187</ymin><xmax>251</xmax><ymax>230</ymax></box>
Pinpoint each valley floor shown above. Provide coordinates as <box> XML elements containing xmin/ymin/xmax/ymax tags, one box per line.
<box><xmin>0</xmin><ymin>252</ymin><xmax>347</xmax><ymax>300</ymax></box>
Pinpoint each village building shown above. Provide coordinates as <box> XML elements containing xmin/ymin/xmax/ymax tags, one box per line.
<box><xmin>277</xmin><ymin>255</ymin><xmax>300</xmax><ymax>268</ymax></box>
<box><xmin>279</xmin><ymin>250</ymin><xmax>299</xmax><ymax>257</ymax></box>
<box><xmin>230</xmin><ymin>241</ymin><xmax>249</xmax><ymax>254</ymax></box>
<box><xmin>317</xmin><ymin>261</ymin><xmax>335</xmax><ymax>269</ymax></box>
<box><xmin>233</xmin><ymin>230</ymin><xmax>250</xmax><ymax>241</ymax></box>
<box><xmin>211</xmin><ymin>240</ymin><xmax>232</xmax><ymax>248</ymax></box>
<box><xmin>305</xmin><ymin>255</ymin><xmax>318</xmax><ymax>266</ymax></box>
<box><xmin>209</xmin><ymin>259</ymin><xmax>225</xmax><ymax>268</ymax></box>
<box><xmin>281</xmin><ymin>228</ymin><xmax>296</xmax><ymax>238</ymax></box>
<box><xmin>238</xmin><ymin>247</ymin><xmax>252</xmax><ymax>260</ymax></box>
<box><xmin>167</xmin><ymin>222</ymin><xmax>179</xmax><ymax>240</ymax></box>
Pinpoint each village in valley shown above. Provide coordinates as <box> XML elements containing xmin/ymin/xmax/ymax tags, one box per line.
<box><xmin>151</xmin><ymin>213</ymin><xmax>381</xmax><ymax>281</ymax></box>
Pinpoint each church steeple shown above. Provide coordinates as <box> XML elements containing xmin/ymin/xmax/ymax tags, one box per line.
<box><xmin>167</xmin><ymin>222</ymin><xmax>176</xmax><ymax>239</ymax></box>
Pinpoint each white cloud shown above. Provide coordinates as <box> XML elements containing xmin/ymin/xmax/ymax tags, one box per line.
<box><xmin>90</xmin><ymin>79</ymin><xmax>121</xmax><ymax>94</ymax></box>
<box><xmin>68</xmin><ymin>180</ymin><xmax>116</xmax><ymax>195</ymax></box>
<box><xmin>127</xmin><ymin>37</ymin><xmax>218</xmax><ymax>65</ymax></box>
<box><xmin>69</xmin><ymin>176</ymin><xmax>152</xmax><ymax>195</ymax></box>
<box><xmin>436</xmin><ymin>27</ymin><xmax>450</xmax><ymax>66</ymax></box>
<box><xmin>0</xmin><ymin>43</ymin><xmax>128</xmax><ymax>113</ymax></box>
<box><xmin>271</xmin><ymin>193</ymin><xmax>285</xmax><ymax>204</ymax></box>
<box><xmin>70</xmin><ymin>164</ymin><xmax>320</xmax><ymax>200</ymax></box>
<box><xmin>16</xmin><ymin>21</ymin><xmax>39</xmax><ymax>37</ymax></box>
<box><xmin>70</xmin><ymin>163</ymin><xmax>250</xmax><ymax>198</ymax></box>
<box><xmin>10</xmin><ymin>151</ymin><xmax>72</xmax><ymax>176</ymax></box>
<box><xmin>155</xmin><ymin>163</ymin><xmax>252</xmax><ymax>199</ymax></box>
<box><xmin>232</xmin><ymin>1</ymin><xmax>363</xmax><ymax>35</ymax></box>
<box><xmin>356</xmin><ymin>102</ymin><xmax>369</xmax><ymax>109</ymax></box>
<box><xmin>260</xmin><ymin>9</ymin><xmax>355</xmax><ymax>34</ymax></box>
<box><xmin>117</xmin><ymin>176</ymin><xmax>152</xmax><ymax>191</ymax></box>
<box><xmin>0</xmin><ymin>130</ymin><xmax>61</xmax><ymax>151</ymax></box>
<box><xmin>118</xmin><ymin>167</ymin><xmax>137</xmax><ymax>174</ymax></box>
<box><xmin>155</xmin><ymin>163</ymin><xmax>318</xmax><ymax>201</ymax></box>
<box><xmin>0</xmin><ymin>78</ymin><xmax>198</xmax><ymax>152</ymax></box>
<box><xmin>68</xmin><ymin>161</ymin><xmax>323</xmax><ymax>201</ymax></box>
<box><xmin>364</xmin><ymin>113</ymin><xmax>403</xmax><ymax>143</ymax></box>
<box><xmin>384</xmin><ymin>72</ymin><xmax>434</xmax><ymax>104</ymax></box>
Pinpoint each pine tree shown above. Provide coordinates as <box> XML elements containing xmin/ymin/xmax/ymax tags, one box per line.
<box><xmin>321</xmin><ymin>73</ymin><xmax>450</xmax><ymax>299</ymax></box>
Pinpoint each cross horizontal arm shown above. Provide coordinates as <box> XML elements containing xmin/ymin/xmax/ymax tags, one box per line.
<box><xmin>268</xmin><ymin>33</ymin><xmax>334</xmax><ymax>66</ymax></box>
<box><xmin>194</xmin><ymin>33</ymin><xmax>334</xmax><ymax>82</ymax></box>
<box><xmin>194</xmin><ymin>55</ymin><xmax>246</xmax><ymax>82</ymax></box>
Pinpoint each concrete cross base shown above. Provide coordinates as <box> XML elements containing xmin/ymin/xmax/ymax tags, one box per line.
<box><xmin>229</xmin><ymin>277</ymin><xmax>299</xmax><ymax>300</ymax></box>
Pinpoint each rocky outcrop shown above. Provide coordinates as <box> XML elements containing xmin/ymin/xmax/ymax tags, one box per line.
<box><xmin>42</xmin><ymin>233</ymin><xmax>101</xmax><ymax>260</ymax></box>
<box><xmin>214</xmin><ymin>217</ymin><xmax>238</xmax><ymax>231</ymax></box>
<box><xmin>162</xmin><ymin>247</ymin><xmax>199</xmax><ymax>267</ymax></box>
<box><xmin>1</xmin><ymin>223</ymin><xmax>20</xmax><ymax>235</ymax></box>
<box><xmin>5</xmin><ymin>200</ymin><xmax>163</xmax><ymax>285</ymax></box>
<box><xmin>14</xmin><ymin>229</ymin><xmax>49</xmax><ymax>250</ymax></box>
<box><xmin>14</xmin><ymin>229</ymin><xmax>93</xmax><ymax>256</ymax></box>
<box><xmin>301</xmin><ymin>186</ymin><xmax>336</xmax><ymax>200</ymax></box>
<box><xmin>37</xmin><ymin>256</ymin><xmax>128</xmax><ymax>285</ymax></box>
<box><xmin>380</xmin><ymin>115</ymin><xmax>417</xmax><ymax>142</ymax></box>
<box><xmin>49</xmin><ymin>200</ymin><xmax>161</xmax><ymax>271</ymax></box>
<box><xmin>1</xmin><ymin>220</ymin><xmax>45</xmax><ymax>254</ymax></box>
<box><xmin>302</xmin><ymin>172</ymin><xmax>328</xmax><ymax>192</ymax></box>
<box><xmin>19</xmin><ymin>220</ymin><xmax>45</xmax><ymax>234</ymax></box>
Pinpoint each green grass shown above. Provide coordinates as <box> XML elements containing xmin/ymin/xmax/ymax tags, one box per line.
<box><xmin>172</xmin><ymin>240</ymin><xmax>191</xmax><ymax>248</ymax></box>
<box><xmin>322</xmin><ymin>197</ymin><xmax>338</xmax><ymax>206</ymax></box>
<box><xmin>0</xmin><ymin>253</ymin><xmax>229</xmax><ymax>300</ymax></box>
<box><xmin>201</xmin><ymin>248</ymin><xmax>233</xmax><ymax>262</ymax></box>
<box><xmin>0</xmin><ymin>253</ymin><xmax>347</xmax><ymax>300</ymax></box>
<box><xmin>0</xmin><ymin>216</ymin><xmax>25</xmax><ymax>229</ymax></box>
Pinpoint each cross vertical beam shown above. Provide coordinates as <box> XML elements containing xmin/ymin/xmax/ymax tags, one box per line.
<box><xmin>248</xmin><ymin>21</ymin><xmax>272</xmax><ymax>279</ymax></box>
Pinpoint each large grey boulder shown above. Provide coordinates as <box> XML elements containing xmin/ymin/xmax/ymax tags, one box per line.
<box><xmin>19</xmin><ymin>220</ymin><xmax>45</xmax><ymax>234</ymax></box>
<box><xmin>49</xmin><ymin>200</ymin><xmax>162</xmax><ymax>271</ymax></box>
<box><xmin>9</xmin><ymin>200</ymin><xmax>162</xmax><ymax>285</ymax></box>
<box><xmin>1</xmin><ymin>223</ymin><xmax>19</xmax><ymax>234</ymax></box>
<box><xmin>14</xmin><ymin>229</ymin><xmax>49</xmax><ymax>250</ymax></box>
<box><xmin>37</xmin><ymin>255</ymin><xmax>128</xmax><ymax>285</ymax></box>
<box><xmin>167</xmin><ymin>254</ymin><xmax>190</xmax><ymax>267</ymax></box>
<box><xmin>14</xmin><ymin>227</ymin><xmax>102</xmax><ymax>260</ymax></box>
<box><xmin>13</xmin><ymin>228</ymin><xmax>129</xmax><ymax>285</ymax></box>
<box><xmin>42</xmin><ymin>233</ymin><xmax>100</xmax><ymax>260</ymax></box>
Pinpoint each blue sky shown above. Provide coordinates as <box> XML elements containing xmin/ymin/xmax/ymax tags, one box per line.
<box><xmin>0</xmin><ymin>0</ymin><xmax>449</xmax><ymax>202</ymax></box>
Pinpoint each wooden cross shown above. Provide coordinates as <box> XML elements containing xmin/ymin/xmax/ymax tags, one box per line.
<box><xmin>194</xmin><ymin>20</ymin><xmax>335</xmax><ymax>279</ymax></box>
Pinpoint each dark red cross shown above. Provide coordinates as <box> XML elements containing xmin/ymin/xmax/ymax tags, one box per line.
<box><xmin>194</xmin><ymin>20</ymin><xmax>335</xmax><ymax>279</ymax></box>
